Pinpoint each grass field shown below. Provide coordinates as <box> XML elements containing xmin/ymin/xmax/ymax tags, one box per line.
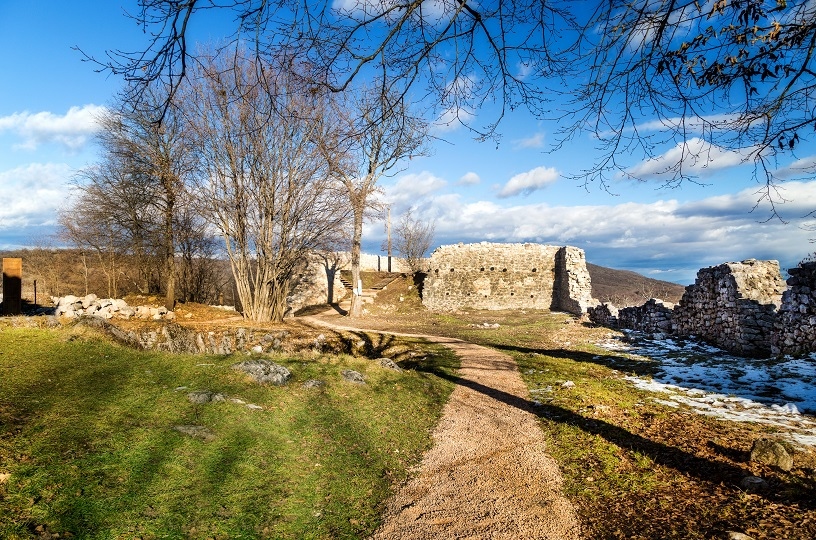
<box><xmin>4</xmin><ymin>272</ymin><xmax>816</xmax><ymax>539</ymax></box>
<box><xmin>0</xmin><ymin>321</ymin><xmax>458</xmax><ymax>539</ymax></box>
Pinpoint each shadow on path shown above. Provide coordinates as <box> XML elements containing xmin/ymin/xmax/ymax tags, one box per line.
<box><xmin>431</xmin><ymin>368</ymin><xmax>813</xmax><ymax>508</ymax></box>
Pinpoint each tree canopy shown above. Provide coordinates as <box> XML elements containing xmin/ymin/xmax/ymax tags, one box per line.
<box><xmin>91</xmin><ymin>0</ymin><xmax>816</xmax><ymax>216</ymax></box>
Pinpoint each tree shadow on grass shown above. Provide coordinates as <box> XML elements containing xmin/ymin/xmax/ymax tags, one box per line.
<box><xmin>491</xmin><ymin>342</ymin><xmax>661</xmax><ymax>377</ymax></box>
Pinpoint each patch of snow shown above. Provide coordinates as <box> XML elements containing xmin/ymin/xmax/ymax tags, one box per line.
<box><xmin>598</xmin><ymin>332</ymin><xmax>816</xmax><ymax>447</ymax></box>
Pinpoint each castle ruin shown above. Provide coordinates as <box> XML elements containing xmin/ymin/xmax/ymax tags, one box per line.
<box><xmin>422</xmin><ymin>242</ymin><xmax>596</xmax><ymax>315</ymax></box>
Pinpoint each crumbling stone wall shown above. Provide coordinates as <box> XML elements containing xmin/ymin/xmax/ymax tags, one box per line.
<box><xmin>619</xmin><ymin>299</ymin><xmax>675</xmax><ymax>335</ymax></box>
<box><xmin>287</xmin><ymin>257</ymin><xmax>347</xmax><ymax>314</ymax></box>
<box><xmin>589</xmin><ymin>259</ymin><xmax>792</xmax><ymax>358</ymax></box>
<box><xmin>588</xmin><ymin>299</ymin><xmax>675</xmax><ymax>335</ymax></box>
<box><xmin>554</xmin><ymin>246</ymin><xmax>598</xmax><ymax>314</ymax></box>
<box><xmin>673</xmin><ymin>260</ymin><xmax>786</xmax><ymax>357</ymax></box>
<box><xmin>587</xmin><ymin>303</ymin><xmax>619</xmax><ymax>327</ymax></box>
<box><xmin>772</xmin><ymin>261</ymin><xmax>816</xmax><ymax>357</ymax></box>
<box><xmin>422</xmin><ymin>242</ymin><xmax>596</xmax><ymax>314</ymax></box>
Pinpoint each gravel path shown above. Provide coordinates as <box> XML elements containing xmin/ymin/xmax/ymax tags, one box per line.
<box><xmin>370</xmin><ymin>335</ymin><xmax>580</xmax><ymax>539</ymax></box>
<box><xmin>305</xmin><ymin>317</ymin><xmax>580</xmax><ymax>539</ymax></box>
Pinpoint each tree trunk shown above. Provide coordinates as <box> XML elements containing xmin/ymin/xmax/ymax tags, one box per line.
<box><xmin>349</xmin><ymin>207</ymin><xmax>364</xmax><ymax>318</ymax></box>
<box><xmin>163</xmin><ymin>188</ymin><xmax>176</xmax><ymax>311</ymax></box>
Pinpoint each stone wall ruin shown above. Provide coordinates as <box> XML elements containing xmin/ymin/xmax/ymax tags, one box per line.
<box><xmin>673</xmin><ymin>260</ymin><xmax>786</xmax><ymax>357</ymax></box>
<box><xmin>589</xmin><ymin>259</ymin><xmax>816</xmax><ymax>358</ymax></box>
<box><xmin>772</xmin><ymin>261</ymin><xmax>816</xmax><ymax>357</ymax></box>
<box><xmin>421</xmin><ymin>242</ymin><xmax>596</xmax><ymax>314</ymax></box>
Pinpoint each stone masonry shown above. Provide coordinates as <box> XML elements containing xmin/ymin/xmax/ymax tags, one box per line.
<box><xmin>619</xmin><ymin>299</ymin><xmax>675</xmax><ymax>335</ymax></box>
<box><xmin>772</xmin><ymin>261</ymin><xmax>816</xmax><ymax>357</ymax></box>
<box><xmin>422</xmin><ymin>243</ymin><xmax>596</xmax><ymax>315</ymax></box>
<box><xmin>673</xmin><ymin>260</ymin><xmax>786</xmax><ymax>357</ymax></box>
<box><xmin>588</xmin><ymin>259</ymin><xmax>810</xmax><ymax>358</ymax></box>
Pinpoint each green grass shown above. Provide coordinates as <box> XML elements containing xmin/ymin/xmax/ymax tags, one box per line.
<box><xmin>0</xmin><ymin>323</ymin><xmax>458</xmax><ymax>539</ymax></box>
<box><xmin>510</xmin><ymin>349</ymin><xmax>663</xmax><ymax>500</ymax></box>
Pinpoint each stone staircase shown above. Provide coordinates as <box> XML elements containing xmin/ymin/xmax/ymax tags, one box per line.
<box><xmin>339</xmin><ymin>272</ymin><xmax>402</xmax><ymax>305</ymax></box>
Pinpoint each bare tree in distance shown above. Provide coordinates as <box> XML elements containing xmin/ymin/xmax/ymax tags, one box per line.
<box><xmin>322</xmin><ymin>79</ymin><xmax>428</xmax><ymax>317</ymax></box>
<box><xmin>392</xmin><ymin>208</ymin><xmax>436</xmax><ymax>274</ymax></box>
<box><xmin>101</xmin><ymin>87</ymin><xmax>195</xmax><ymax>310</ymax></box>
<box><xmin>183</xmin><ymin>50</ymin><xmax>348</xmax><ymax>322</ymax></box>
<box><xmin>61</xmin><ymin>130</ymin><xmax>162</xmax><ymax>298</ymax></box>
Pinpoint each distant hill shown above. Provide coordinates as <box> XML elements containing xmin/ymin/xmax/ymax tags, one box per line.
<box><xmin>586</xmin><ymin>263</ymin><xmax>687</xmax><ymax>307</ymax></box>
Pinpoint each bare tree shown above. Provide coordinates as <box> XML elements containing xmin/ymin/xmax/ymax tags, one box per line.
<box><xmin>174</xmin><ymin>203</ymin><xmax>222</xmax><ymax>304</ymax></box>
<box><xmin>88</xmin><ymin>1</ymin><xmax>575</xmax><ymax>134</ymax></box>
<box><xmin>323</xmin><ymin>80</ymin><xmax>427</xmax><ymax>317</ymax></box>
<box><xmin>61</xmin><ymin>157</ymin><xmax>155</xmax><ymax>298</ymax></box>
<box><xmin>93</xmin><ymin>1</ymin><xmax>816</xmax><ymax>218</ymax></box>
<box><xmin>567</xmin><ymin>0</ymin><xmax>816</xmax><ymax>216</ymax></box>
<box><xmin>97</xmin><ymin>88</ymin><xmax>194</xmax><ymax>310</ymax></box>
<box><xmin>184</xmin><ymin>50</ymin><xmax>348</xmax><ymax>322</ymax></box>
<box><xmin>393</xmin><ymin>208</ymin><xmax>436</xmax><ymax>273</ymax></box>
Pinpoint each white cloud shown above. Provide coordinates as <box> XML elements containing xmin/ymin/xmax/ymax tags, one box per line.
<box><xmin>435</xmin><ymin>105</ymin><xmax>475</xmax><ymax>132</ymax></box>
<box><xmin>332</xmin><ymin>0</ymin><xmax>449</xmax><ymax>21</ymax></box>
<box><xmin>627</xmin><ymin>137</ymin><xmax>748</xmax><ymax>178</ymax></box>
<box><xmin>458</xmin><ymin>172</ymin><xmax>481</xmax><ymax>185</ymax></box>
<box><xmin>513</xmin><ymin>132</ymin><xmax>545</xmax><ymax>149</ymax></box>
<box><xmin>0</xmin><ymin>104</ymin><xmax>105</xmax><ymax>151</ymax></box>
<box><xmin>435</xmin><ymin>75</ymin><xmax>478</xmax><ymax>132</ymax></box>
<box><xmin>497</xmin><ymin>166</ymin><xmax>559</xmax><ymax>197</ymax></box>
<box><xmin>385</xmin><ymin>171</ymin><xmax>447</xmax><ymax>211</ymax></box>
<box><xmin>774</xmin><ymin>155</ymin><xmax>816</xmax><ymax>180</ymax></box>
<box><xmin>368</xmin><ymin>179</ymin><xmax>816</xmax><ymax>283</ymax></box>
<box><xmin>0</xmin><ymin>163</ymin><xmax>74</xmax><ymax>229</ymax></box>
<box><xmin>636</xmin><ymin>114</ymin><xmax>740</xmax><ymax>133</ymax></box>
<box><xmin>516</xmin><ymin>61</ymin><xmax>533</xmax><ymax>80</ymax></box>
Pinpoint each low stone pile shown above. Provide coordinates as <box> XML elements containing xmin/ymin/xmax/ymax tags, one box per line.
<box><xmin>617</xmin><ymin>299</ymin><xmax>674</xmax><ymax>336</ymax></box>
<box><xmin>772</xmin><ymin>261</ymin><xmax>816</xmax><ymax>356</ymax></box>
<box><xmin>52</xmin><ymin>294</ymin><xmax>176</xmax><ymax>321</ymax></box>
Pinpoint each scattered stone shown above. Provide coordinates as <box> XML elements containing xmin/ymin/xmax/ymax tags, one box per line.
<box><xmin>725</xmin><ymin>532</ymin><xmax>755</xmax><ymax>540</ymax></box>
<box><xmin>187</xmin><ymin>390</ymin><xmax>225</xmax><ymax>404</ymax></box>
<box><xmin>52</xmin><ymin>295</ymin><xmax>177</xmax><ymax>321</ymax></box>
<box><xmin>246</xmin><ymin>404</ymin><xmax>264</xmax><ymax>410</ymax></box>
<box><xmin>342</xmin><ymin>369</ymin><xmax>366</xmax><ymax>384</ymax></box>
<box><xmin>0</xmin><ymin>472</ymin><xmax>10</xmax><ymax>484</ymax></box>
<box><xmin>173</xmin><ymin>425</ymin><xmax>215</xmax><ymax>442</ymax></box>
<box><xmin>561</xmin><ymin>380</ymin><xmax>575</xmax><ymax>389</ymax></box>
<box><xmin>378</xmin><ymin>357</ymin><xmax>403</xmax><ymax>371</ymax></box>
<box><xmin>233</xmin><ymin>359</ymin><xmax>292</xmax><ymax>385</ymax></box>
<box><xmin>303</xmin><ymin>379</ymin><xmax>326</xmax><ymax>388</ymax></box>
<box><xmin>251</xmin><ymin>345</ymin><xmax>264</xmax><ymax>354</ymax></box>
<box><xmin>750</xmin><ymin>438</ymin><xmax>794</xmax><ymax>471</ymax></box>
<box><xmin>313</xmin><ymin>334</ymin><xmax>327</xmax><ymax>351</ymax></box>
<box><xmin>739</xmin><ymin>476</ymin><xmax>767</xmax><ymax>491</ymax></box>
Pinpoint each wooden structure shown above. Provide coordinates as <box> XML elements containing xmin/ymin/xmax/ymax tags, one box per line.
<box><xmin>2</xmin><ymin>258</ymin><xmax>22</xmax><ymax>315</ymax></box>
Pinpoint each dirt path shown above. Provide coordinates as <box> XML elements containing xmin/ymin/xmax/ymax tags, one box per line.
<box><xmin>305</xmin><ymin>317</ymin><xmax>580</xmax><ymax>539</ymax></box>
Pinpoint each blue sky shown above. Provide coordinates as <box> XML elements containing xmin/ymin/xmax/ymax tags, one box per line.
<box><xmin>1</xmin><ymin>1</ymin><xmax>814</xmax><ymax>285</ymax></box>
